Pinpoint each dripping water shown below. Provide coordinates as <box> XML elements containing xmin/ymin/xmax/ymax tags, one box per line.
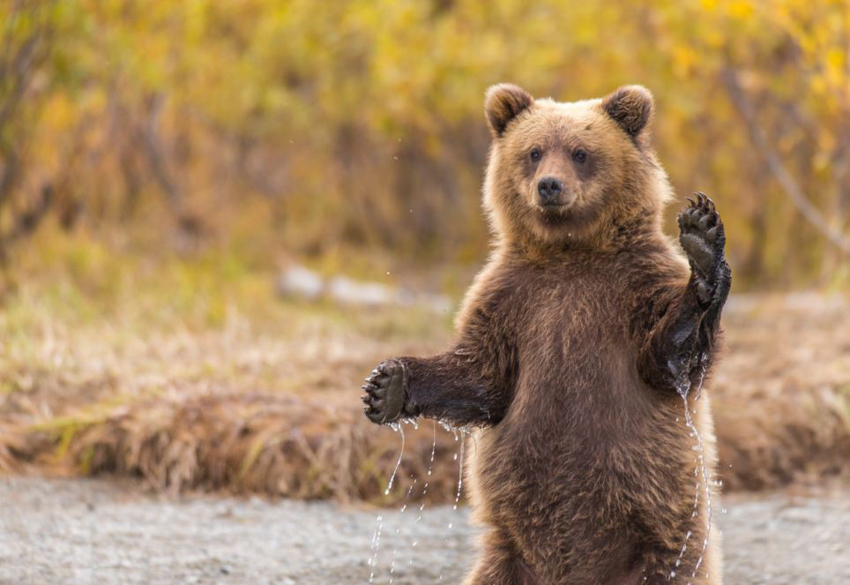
<box><xmin>368</xmin><ymin>422</ymin><xmax>406</xmax><ymax>582</ymax></box>
<box><xmin>370</xmin><ymin>420</ymin><xmax>469</xmax><ymax>582</ymax></box>
<box><xmin>410</xmin><ymin>421</ymin><xmax>438</xmax><ymax>567</ymax></box>
<box><xmin>689</xmin><ymin>358</ymin><xmax>713</xmax><ymax>580</ymax></box>
<box><xmin>669</xmin><ymin>356</ymin><xmax>713</xmax><ymax>583</ymax></box>
<box><xmin>368</xmin><ymin>515</ymin><xmax>383</xmax><ymax>584</ymax></box>
<box><xmin>384</xmin><ymin>423</ymin><xmax>406</xmax><ymax>495</ymax></box>
<box><xmin>439</xmin><ymin>425</ymin><xmax>467</xmax><ymax>581</ymax></box>
<box><xmin>415</xmin><ymin>422</ymin><xmax>438</xmax><ymax>525</ymax></box>
<box><xmin>389</xmin><ymin>479</ymin><xmax>417</xmax><ymax>583</ymax></box>
<box><xmin>668</xmin><ymin>363</ymin><xmax>694</xmax><ymax>582</ymax></box>
<box><xmin>453</xmin><ymin>428</ymin><xmax>466</xmax><ymax>512</ymax></box>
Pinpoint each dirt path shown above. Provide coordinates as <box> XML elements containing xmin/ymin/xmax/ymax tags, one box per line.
<box><xmin>0</xmin><ymin>478</ymin><xmax>848</xmax><ymax>584</ymax></box>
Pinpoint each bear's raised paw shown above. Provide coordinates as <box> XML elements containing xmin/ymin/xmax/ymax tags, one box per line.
<box><xmin>678</xmin><ymin>193</ymin><xmax>726</xmax><ymax>305</ymax></box>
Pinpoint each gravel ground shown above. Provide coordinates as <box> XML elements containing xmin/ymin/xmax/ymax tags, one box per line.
<box><xmin>0</xmin><ymin>478</ymin><xmax>848</xmax><ymax>584</ymax></box>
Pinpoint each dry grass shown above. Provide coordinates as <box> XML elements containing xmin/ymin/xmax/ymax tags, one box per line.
<box><xmin>19</xmin><ymin>392</ymin><xmax>463</xmax><ymax>505</ymax></box>
<box><xmin>0</xmin><ymin>243</ymin><xmax>848</xmax><ymax>503</ymax></box>
<box><xmin>0</xmin><ymin>240</ymin><xmax>462</xmax><ymax>504</ymax></box>
<box><xmin>712</xmin><ymin>293</ymin><xmax>850</xmax><ymax>490</ymax></box>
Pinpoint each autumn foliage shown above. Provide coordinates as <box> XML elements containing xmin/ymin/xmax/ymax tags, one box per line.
<box><xmin>1</xmin><ymin>0</ymin><xmax>849</xmax><ymax>286</ymax></box>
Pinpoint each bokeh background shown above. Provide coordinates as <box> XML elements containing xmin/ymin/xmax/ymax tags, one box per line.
<box><xmin>0</xmin><ymin>0</ymin><xmax>848</xmax><ymax>506</ymax></box>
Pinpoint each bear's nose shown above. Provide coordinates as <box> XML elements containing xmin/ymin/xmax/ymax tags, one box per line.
<box><xmin>537</xmin><ymin>177</ymin><xmax>564</xmax><ymax>205</ymax></box>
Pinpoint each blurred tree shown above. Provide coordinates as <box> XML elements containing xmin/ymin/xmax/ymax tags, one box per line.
<box><xmin>1</xmin><ymin>0</ymin><xmax>848</xmax><ymax>287</ymax></box>
<box><xmin>0</xmin><ymin>0</ymin><xmax>56</xmax><ymax>266</ymax></box>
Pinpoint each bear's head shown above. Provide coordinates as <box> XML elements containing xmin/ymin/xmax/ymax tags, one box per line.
<box><xmin>483</xmin><ymin>84</ymin><xmax>672</xmax><ymax>248</ymax></box>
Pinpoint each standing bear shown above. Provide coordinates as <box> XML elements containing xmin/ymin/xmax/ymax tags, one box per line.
<box><xmin>362</xmin><ymin>84</ymin><xmax>731</xmax><ymax>585</ymax></box>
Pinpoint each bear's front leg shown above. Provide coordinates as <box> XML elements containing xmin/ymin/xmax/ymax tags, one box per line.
<box><xmin>362</xmin><ymin>350</ymin><xmax>513</xmax><ymax>427</ymax></box>
<box><xmin>639</xmin><ymin>194</ymin><xmax>731</xmax><ymax>391</ymax></box>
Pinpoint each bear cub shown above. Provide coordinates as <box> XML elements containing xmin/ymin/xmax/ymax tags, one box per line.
<box><xmin>362</xmin><ymin>84</ymin><xmax>731</xmax><ymax>585</ymax></box>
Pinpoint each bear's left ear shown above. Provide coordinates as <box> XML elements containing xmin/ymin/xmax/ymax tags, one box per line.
<box><xmin>485</xmin><ymin>84</ymin><xmax>534</xmax><ymax>138</ymax></box>
<box><xmin>601</xmin><ymin>85</ymin><xmax>654</xmax><ymax>139</ymax></box>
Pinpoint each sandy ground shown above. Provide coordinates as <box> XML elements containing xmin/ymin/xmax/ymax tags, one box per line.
<box><xmin>0</xmin><ymin>478</ymin><xmax>848</xmax><ymax>585</ymax></box>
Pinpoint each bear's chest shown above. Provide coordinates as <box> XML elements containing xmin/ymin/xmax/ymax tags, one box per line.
<box><xmin>505</xmin><ymin>265</ymin><xmax>630</xmax><ymax>357</ymax></box>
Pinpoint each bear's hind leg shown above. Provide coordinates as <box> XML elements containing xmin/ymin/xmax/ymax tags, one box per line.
<box><xmin>463</xmin><ymin>530</ymin><xmax>535</xmax><ymax>585</ymax></box>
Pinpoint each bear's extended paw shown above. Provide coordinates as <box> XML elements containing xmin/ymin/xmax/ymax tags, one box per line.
<box><xmin>362</xmin><ymin>359</ymin><xmax>409</xmax><ymax>424</ymax></box>
<box><xmin>678</xmin><ymin>193</ymin><xmax>727</xmax><ymax>305</ymax></box>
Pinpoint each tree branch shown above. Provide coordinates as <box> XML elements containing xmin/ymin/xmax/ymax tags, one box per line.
<box><xmin>142</xmin><ymin>92</ymin><xmax>182</xmax><ymax>211</ymax></box>
<box><xmin>721</xmin><ymin>67</ymin><xmax>850</xmax><ymax>255</ymax></box>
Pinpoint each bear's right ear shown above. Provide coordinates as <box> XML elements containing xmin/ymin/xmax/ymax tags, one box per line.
<box><xmin>485</xmin><ymin>84</ymin><xmax>534</xmax><ymax>138</ymax></box>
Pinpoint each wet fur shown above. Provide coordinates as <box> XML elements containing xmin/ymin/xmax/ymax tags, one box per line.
<box><xmin>366</xmin><ymin>85</ymin><xmax>728</xmax><ymax>584</ymax></box>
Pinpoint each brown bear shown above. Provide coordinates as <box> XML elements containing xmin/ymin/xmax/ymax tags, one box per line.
<box><xmin>362</xmin><ymin>84</ymin><xmax>730</xmax><ymax>585</ymax></box>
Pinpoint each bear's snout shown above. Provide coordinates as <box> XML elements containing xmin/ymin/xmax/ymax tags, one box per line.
<box><xmin>537</xmin><ymin>176</ymin><xmax>565</xmax><ymax>207</ymax></box>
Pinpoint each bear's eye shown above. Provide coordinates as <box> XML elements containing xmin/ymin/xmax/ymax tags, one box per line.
<box><xmin>572</xmin><ymin>149</ymin><xmax>587</xmax><ymax>164</ymax></box>
<box><xmin>529</xmin><ymin>148</ymin><xmax>542</xmax><ymax>163</ymax></box>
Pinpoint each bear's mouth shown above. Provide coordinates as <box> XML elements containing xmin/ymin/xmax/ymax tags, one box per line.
<box><xmin>535</xmin><ymin>200</ymin><xmax>572</xmax><ymax>214</ymax></box>
<box><xmin>539</xmin><ymin>200</ymin><xmax>565</xmax><ymax>209</ymax></box>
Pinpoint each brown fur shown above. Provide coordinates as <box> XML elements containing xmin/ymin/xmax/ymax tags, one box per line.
<box><xmin>365</xmin><ymin>85</ymin><xmax>729</xmax><ymax>584</ymax></box>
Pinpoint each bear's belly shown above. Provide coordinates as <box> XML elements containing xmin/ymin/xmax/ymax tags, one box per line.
<box><xmin>466</xmin><ymin>367</ymin><xmax>702</xmax><ymax>584</ymax></box>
